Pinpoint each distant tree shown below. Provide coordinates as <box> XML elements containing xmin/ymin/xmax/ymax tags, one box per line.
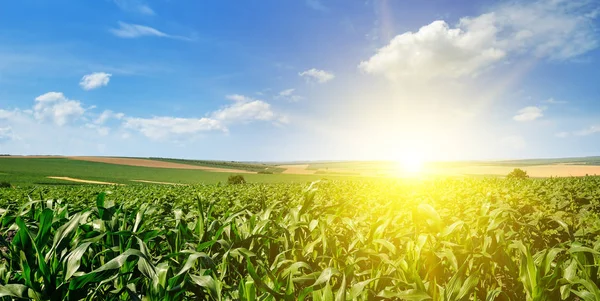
<box><xmin>227</xmin><ymin>175</ymin><xmax>246</xmax><ymax>185</ymax></box>
<box><xmin>0</xmin><ymin>181</ymin><xmax>11</xmax><ymax>188</ymax></box>
<box><xmin>507</xmin><ymin>168</ymin><xmax>529</xmax><ymax>179</ymax></box>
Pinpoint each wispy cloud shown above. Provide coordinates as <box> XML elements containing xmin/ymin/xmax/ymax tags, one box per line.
<box><xmin>211</xmin><ymin>96</ymin><xmax>278</xmax><ymax>124</ymax></box>
<box><xmin>226</xmin><ymin>94</ymin><xmax>255</xmax><ymax>103</ymax></box>
<box><xmin>500</xmin><ymin>135</ymin><xmax>526</xmax><ymax>150</ymax></box>
<box><xmin>0</xmin><ymin>127</ymin><xmax>19</xmax><ymax>142</ymax></box>
<box><xmin>299</xmin><ymin>68</ymin><xmax>335</xmax><ymax>83</ymax></box>
<box><xmin>95</xmin><ymin>110</ymin><xmax>125</xmax><ymax>125</ymax></box>
<box><xmin>80</xmin><ymin>72</ymin><xmax>112</xmax><ymax>90</ymax></box>
<box><xmin>574</xmin><ymin>125</ymin><xmax>600</xmax><ymax>136</ymax></box>
<box><xmin>513</xmin><ymin>106</ymin><xmax>545</xmax><ymax>122</ymax></box>
<box><xmin>306</xmin><ymin>0</ymin><xmax>328</xmax><ymax>11</ymax></box>
<box><xmin>544</xmin><ymin>98</ymin><xmax>568</xmax><ymax>104</ymax></box>
<box><xmin>110</xmin><ymin>22</ymin><xmax>192</xmax><ymax>41</ymax></box>
<box><xmin>123</xmin><ymin>116</ymin><xmax>225</xmax><ymax>140</ymax></box>
<box><xmin>113</xmin><ymin>0</ymin><xmax>155</xmax><ymax>15</ymax></box>
<box><xmin>276</xmin><ymin>89</ymin><xmax>304</xmax><ymax>102</ymax></box>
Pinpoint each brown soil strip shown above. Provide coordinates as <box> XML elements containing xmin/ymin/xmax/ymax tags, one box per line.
<box><xmin>48</xmin><ymin>176</ymin><xmax>122</xmax><ymax>185</ymax></box>
<box><xmin>0</xmin><ymin>155</ymin><xmax>64</xmax><ymax>158</ymax></box>
<box><xmin>277</xmin><ymin>164</ymin><xmax>317</xmax><ymax>175</ymax></box>
<box><xmin>68</xmin><ymin>157</ymin><xmax>256</xmax><ymax>174</ymax></box>
<box><xmin>131</xmin><ymin>180</ymin><xmax>186</xmax><ymax>185</ymax></box>
<box><xmin>436</xmin><ymin>165</ymin><xmax>600</xmax><ymax>177</ymax></box>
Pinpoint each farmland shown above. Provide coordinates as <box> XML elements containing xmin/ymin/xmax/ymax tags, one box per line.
<box><xmin>3</xmin><ymin>156</ymin><xmax>600</xmax><ymax>299</ymax></box>
<box><xmin>2</xmin><ymin>175</ymin><xmax>600</xmax><ymax>300</ymax></box>
<box><xmin>0</xmin><ymin>157</ymin><xmax>344</xmax><ymax>186</ymax></box>
<box><xmin>3</xmin><ymin>156</ymin><xmax>600</xmax><ymax>186</ymax></box>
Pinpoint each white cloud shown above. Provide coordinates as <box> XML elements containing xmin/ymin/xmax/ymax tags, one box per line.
<box><xmin>501</xmin><ymin>135</ymin><xmax>526</xmax><ymax>150</ymax></box>
<box><xmin>113</xmin><ymin>0</ymin><xmax>155</xmax><ymax>15</ymax></box>
<box><xmin>34</xmin><ymin>92</ymin><xmax>86</xmax><ymax>126</ymax></box>
<box><xmin>360</xmin><ymin>18</ymin><xmax>505</xmax><ymax>80</ymax></box>
<box><xmin>0</xmin><ymin>109</ymin><xmax>18</xmax><ymax>120</ymax></box>
<box><xmin>211</xmin><ymin>98</ymin><xmax>276</xmax><ymax>124</ymax></box>
<box><xmin>513</xmin><ymin>106</ymin><xmax>544</xmax><ymax>121</ymax></box>
<box><xmin>544</xmin><ymin>98</ymin><xmax>568</xmax><ymax>104</ymax></box>
<box><xmin>276</xmin><ymin>89</ymin><xmax>304</xmax><ymax>102</ymax></box>
<box><xmin>226</xmin><ymin>94</ymin><xmax>255</xmax><ymax>102</ymax></box>
<box><xmin>555</xmin><ymin>131</ymin><xmax>570</xmax><ymax>138</ymax></box>
<box><xmin>299</xmin><ymin>68</ymin><xmax>335</xmax><ymax>83</ymax></box>
<box><xmin>360</xmin><ymin>0</ymin><xmax>599</xmax><ymax>81</ymax></box>
<box><xmin>574</xmin><ymin>125</ymin><xmax>600</xmax><ymax>136</ymax></box>
<box><xmin>80</xmin><ymin>72</ymin><xmax>112</xmax><ymax>90</ymax></box>
<box><xmin>123</xmin><ymin>94</ymin><xmax>282</xmax><ymax>140</ymax></box>
<box><xmin>0</xmin><ymin>127</ymin><xmax>19</xmax><ymax>141</ymax></box>
<box><xmin>306</xmin><ymin>0</ymin><xmax>328</xmax><ymax>11</ymax></box>
<box><xmin>123</xmin><ymin>116</ymin><xmax>225</xmax><ymax>140</ymax></box>
<box><xmin>95</xmin><ymin>110</ymin><xmax>125</xmax><ymax>124</ymax></box>
<box><xmin>279</xmin><ymin>89</ymin><xmax>295</xmax><ymax>97</ymax></box>
<box><xmin>85</xmin><ymin>123</ymin><xmax>111</xmax><ymax>136</ymax></box>
<box><xmin>110</xmin><ymin>22</ymin><xmax>191</xmax><ymax>40</ymax></box>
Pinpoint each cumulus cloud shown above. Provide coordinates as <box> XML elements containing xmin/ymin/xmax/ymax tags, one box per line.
<box><xmin>360</xmin><ymin>0</ymin><xmax>599</xmax><ymax>81</ymax></box>
<box><xmin>80</xmin><ymin>72</ymin><xmax>112</xmax><ymax>90</ymax></box>
<box><xmin>113</xmin><ymin>0</ymin><xmax>154</xmax><ymax>15</ymax></box>
<box><xmin>299</xmin><ymin>68</ymin><xmax>335</xmax><ymax>83</ymax></box>
<box><xmin>2</xmin><ymin>90</ymin><xmax>285</xmax><ymax>143</ymax></box>
<box><xmin>513</xmin><ymin>106</ymin><xmax>544</xmax><ymax>121</ymax></box>
<box><xmin>123</xmin><ymin>94</ymin><xmax>283</xmax><ymax>140</ymax></box>
<box><xmin>34</xmin><ymin>92</ymin><xmax>86</xmax><ymax>126</ymax></box>
<box><xmin>110</xmin><ymin>22</ymin><xmax>191</xmax><ymax>40</ymax></box>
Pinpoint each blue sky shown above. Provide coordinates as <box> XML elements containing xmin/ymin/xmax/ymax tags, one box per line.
<box><xmin>0</xmin><ymin>0</ymin><xmax>599</xmax><ymax>161</ymax></box>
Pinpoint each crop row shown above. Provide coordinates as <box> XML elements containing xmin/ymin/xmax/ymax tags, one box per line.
<box><xmin>1</xmin><ymin>177</ymin><xmax>600</xmax><ymax>300</ymax></box>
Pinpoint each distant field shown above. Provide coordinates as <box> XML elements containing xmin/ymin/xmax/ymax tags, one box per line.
<box><xmin>2</xmin><ymin>156</ymin><xmax>600</xmax><ymax>187</ymax></box>
<box><xmin>68</xmin><ymin>156</ymin><xmax>256</xmax><ymax>173</ymax></box>
<box><xmin>149</xmin><ymin>157</ymin><xmax>285</xmax><ymax>173</ymax></box>
<box><xmin>296</xmin><ymin>158</ymin><xmax>600</xmax><ymax>177</ymax></box>
<box><xmin>0</xmin><ymin>157</ymin><xmax>348</xmax><ymax>186</ymax></box>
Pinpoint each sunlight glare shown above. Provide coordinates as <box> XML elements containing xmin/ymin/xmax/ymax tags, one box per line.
<box><xmin>393</xmin><ymin>150</ymin><xmax>426</xmax><ymax>176</ymax></box>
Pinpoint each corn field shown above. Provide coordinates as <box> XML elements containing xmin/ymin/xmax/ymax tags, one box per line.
<box><xmin>2</xmin><ymin>177</ymin><xmax>600</xmax><ymax>300</ymax></box>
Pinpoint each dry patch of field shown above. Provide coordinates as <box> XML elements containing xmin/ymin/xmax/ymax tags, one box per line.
<box><xmin>1</xmin><ymin>155</ymin><xmax>63</xmax><ymax>158</ymax></box>
<box><xmin>131</xmin><ymin>180</ymin><xmax>186</xmax><ymax>185</ymax></box>
<box><xmin>277</xmin><ymin>164</ymin><xmax>317</xmax><ymax>175</ymax></box>
<box><xmin>69</xmin><ymin>157</ymin><xmax>256</xmax><ymax>174</ymax></box>
<box><xmin>452</xmin><ymin>165</ymin><xmax>600</xmax><ymax>177</ymax></box>
<box><xmin>48</xmin><ymin>177</ymin><xmax>122</xmax><ymax>185</ymax></box>
<box><xmin>277</xmin><ymin>163</ymin><xmax>600</xmax><ymax>178</ymax></box>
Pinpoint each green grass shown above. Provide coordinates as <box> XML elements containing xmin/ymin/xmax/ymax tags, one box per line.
<box><xmin>147</xmin><ymin>157</ymin><xmax>286</xmax><ymax>173</ymax></box>
<box><xmin>0</xmin><ymin>158</ymin><xmax>351</xmax><ymax>186</ymax></box>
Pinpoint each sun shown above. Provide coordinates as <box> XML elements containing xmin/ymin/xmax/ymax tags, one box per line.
<box><xmin>392</xmin><ymin>151</ymin><xmax>426</xmax><ymax>176</ymax></box>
